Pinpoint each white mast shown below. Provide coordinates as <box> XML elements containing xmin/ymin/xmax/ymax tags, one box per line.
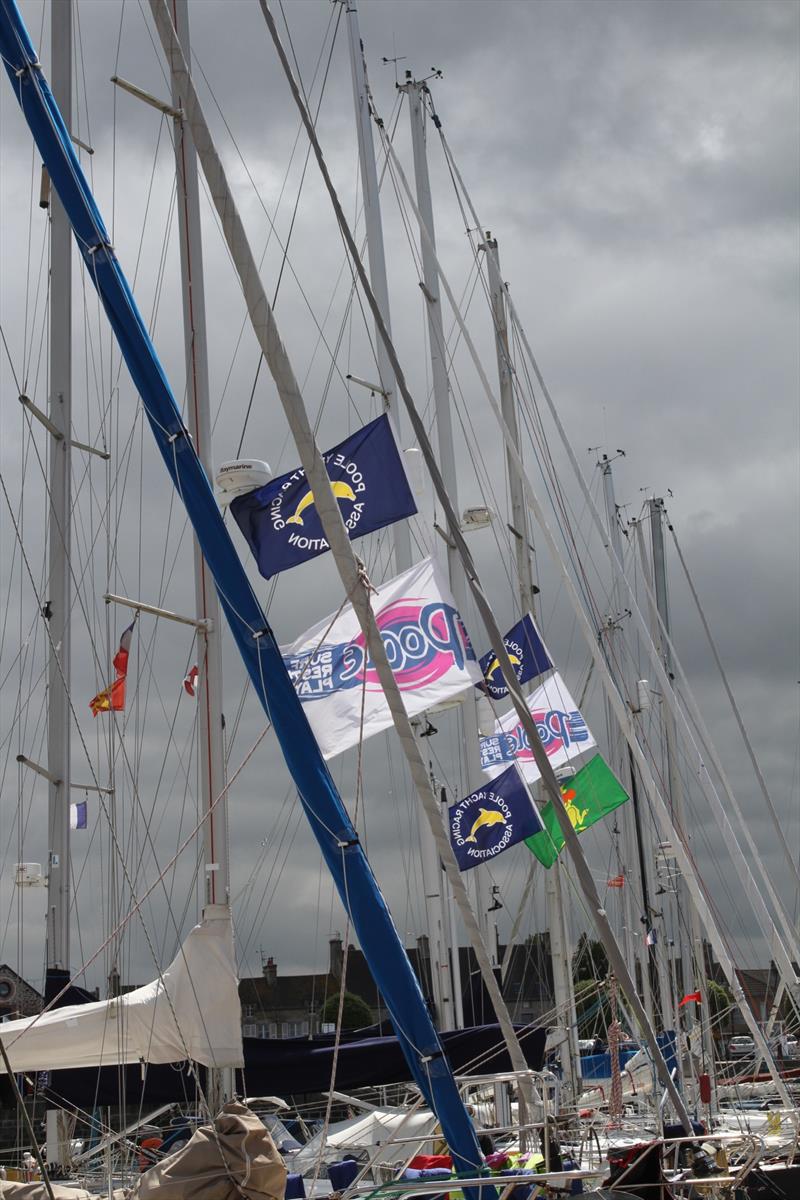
<box><xmin>599</xmin><ymin>456</ymin><xmax>658</xmax><ymax>1029</ymax></box>
<box><xmin>46</xmin><ymin>0</ymin><xmax>72</xmax><ymax>981</ymax></box>
<box><xmin>646</xmin><ymin>499</ymin><xmax>716</xmax><ymax>1101</ymax></box>
<box><xmin>403</xmin><ymin>76</ymin><xmax>493</xmax><ymax>1002</ymax></box>
<box><xmin>169</xmin><ymin>0</ymin><xmax>228</xmax><ymax>913</ymax></box>
<box><xmin>345</xmin><ymin>5</ymin><xmax>456</xmax><ymax>1028</ymax></box>
<box><xmin>483</xmin><ymin>234</ymin><xmax>579</xmax><ymax>1098</ymax></box>
<box><xmin>343</xmin><ymin>1</ymin><xmax>411</xmax><ymax>570</ymax></box>
<box><xmin>344</xmin><ymin>2</ymin><xmax>458</xmax><ymax>1029</ymax></box>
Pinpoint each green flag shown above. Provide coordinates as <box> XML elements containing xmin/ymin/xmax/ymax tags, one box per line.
<box><xmin>525</xmin><ymin>754</ymin><xmax>629</xmax><ymax>868</ymax></box>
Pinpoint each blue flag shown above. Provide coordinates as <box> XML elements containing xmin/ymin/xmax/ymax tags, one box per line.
<box><xmin>477</xmin><ymin>613</ymin><xmax>552</xmax><ymax>700</ymax></box>
<box><xmin>448</xmin><ymin>765</ymin><xmax>542</xmax><ymax>872</ymax></box>
<box><xmin>231</xmin><ymin>415</ymin><xmax>416</xmax><ymax>577</ymax></box>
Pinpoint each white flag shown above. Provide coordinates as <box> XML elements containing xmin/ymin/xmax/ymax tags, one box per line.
<box><xmin>479</xmin><ymin>671</ymin><xmax>595</xmax><ymax>782</ymax></box>
<box><xmin>281</xmin><ymin>556</ymin><xmax>482</xmax><ymax>759</ymax></box>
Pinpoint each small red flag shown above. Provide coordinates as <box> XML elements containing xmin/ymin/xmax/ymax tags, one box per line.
<box><xmin>607</xmin><ymin>874</ymin><xmax>625</xmax><ymax>888</ymax></box>
<box><xmin>183</xmin><ymin>665</ymin><xmax>199</xmax><ymax>698</ymax></box>
<box><xmin>90</xmin><ymin>620</ymin><xmax>135</xmax><ymax>716</ymax></box>
<box><xmin>679</xmin><ymin>991</ymin><xmax>702</xmax><ymax>1007</ymax></box>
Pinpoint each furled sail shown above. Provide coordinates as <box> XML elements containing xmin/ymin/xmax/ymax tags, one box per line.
<box><xmin>0</xmin><ymin>908</ymin><xmax>242</xmax><ymax>1072</ymax></box>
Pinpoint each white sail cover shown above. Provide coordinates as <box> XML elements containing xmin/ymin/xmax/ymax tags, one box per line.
<box><xmin>0</xmin><ymin>907</ymin><xmax>243</xmax><ymax>1072</ymax></box>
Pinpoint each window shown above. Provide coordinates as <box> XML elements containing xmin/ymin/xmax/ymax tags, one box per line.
<box><xmin>282</xmin><ymin>1020</ymin><xmax>309</xmax><ymax>1038</ymax></box>
<box><xmin>243</xmin><ymin>1023</ymin><xmax>258</xmax><ymax>1038</ymax></box>
<box><xmin>242</xmin><ymin>1004</ymin><xmax>256</xmax><ymax>1018</ymax></box>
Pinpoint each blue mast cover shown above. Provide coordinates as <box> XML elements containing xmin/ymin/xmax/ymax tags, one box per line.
<box><xmin>0</xmin><ymin>0</ymin><xmax>490</xmax><ymax>1183</ymax></box>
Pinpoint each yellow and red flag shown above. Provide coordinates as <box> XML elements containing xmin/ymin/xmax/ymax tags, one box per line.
<box><xmin>89</xmin><ymin>620</ymin><xmax>135</xmax><ymax>717</ymax></box>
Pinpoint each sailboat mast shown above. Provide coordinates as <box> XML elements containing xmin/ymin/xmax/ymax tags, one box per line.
<box><xmin>404</xmin><ymin>78</ymin><xmax>494</xmax><ymax>972</ymax></box>
<box><xmin>599</xmin><ymin>458</ymin><xmax>661</xmax><ymax>1028</ymax></box>
<box><xmin>483</xmin><ymin>235</ymin><xmax>579</xmax><ymax>1097</ymax></box>
<box><xmin>46</xmin><ymin>0</ymin><xmax>72</xmax><ymax>982</ymax></box>
<box><xmin>343</xmin><ymin>0</ymin><xmax>411</xmax><ymax>572</ymax></box>
<box><xmin>344</xmin><ymin>2</ymin><xmax>458</xmax><ymax>1030</ymax></box>
<box><xmin>647</xmin><ymin>498</ymin><xmax>716</xmax><ymax>1100</ymax></box>
<box><xmin>169</xmin><ymin>0</ymin><xmax>228</xmax><ymax>910</ymax></box>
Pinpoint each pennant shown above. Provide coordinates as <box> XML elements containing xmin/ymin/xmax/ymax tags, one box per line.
<box><xmin>69</xmin><ymin>801</ymin><xmax>87</xmax><ymax>831</ymax></box>
<box><xmin>477</xmin><ymin>614</ymin><xmax>552</xmax><ymax>701</ymax></box>
<box><xmin>479</xmin><ymin>672</ymin><xmax>595</xmax><ymax>782</ymax></box>
<box><xmin>607</xmin><ymin>874</ymin><xmax>625</xmax><ymax>888</ymax></box>
<box><xmin>281</xmin><ymin>556</ymin><xmax>481</xmax><ymax>759</ymax></box>
<box><xmin>90</xmin><ymin>621</ymin><xmax>135</xmax><ymax>716</ymax></box>
<box><xmin>231</xmin><ymin>415</ymin><xmax>417</xmax><ymax>577</ymax></box>
<box><xmin>449</xmin><ymin>765</ymin><xmax>542</xmax><ymax>872</ymax></box>
<box><xmin>679</xmin><ymin>991</ymin><xmax>702</xmax><ymax>1007</ymax></box>
<box><xmin>183</xmin><ymin>665</ymin><xmax>199</xmax><ymax>698</ymax></box>
<box><xmin>525</xmin><ymin>754</ymin><xmax>629</xmax><ymax>868</ymax></box>
<box><xmin>646</xmin><ymin>928</ymin><xmax>658</xmax><ymax>947</ymax></box>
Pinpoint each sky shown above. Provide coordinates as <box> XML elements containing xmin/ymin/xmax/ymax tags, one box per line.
<box><xmin>0</xmin><ymin>0</ymin><xmax>798</xmax><ymax>1011</ymax></box>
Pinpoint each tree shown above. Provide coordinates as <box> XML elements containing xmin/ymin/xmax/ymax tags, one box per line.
<box><xmin>320</xmin><ymin>991</ymin><xmax>373</xmax><ymax>1030</ymax></box>
<box><xmin>572</xmin><ymin>933</ymin><xmax>609</xmax><ymax>984</ymax></box>
<box><xmin>707</xmin><ymin>980</ymin><xmax>734</xmax><ymax>1039</ymax></box>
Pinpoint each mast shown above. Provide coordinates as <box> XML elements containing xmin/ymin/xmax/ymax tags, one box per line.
<box><xmin>403</xmin><ymin>76</ymin><xmax>492</xmax><ymax>968</ymax></box>
<box><xmin>483</xmin><ymin>234</ymin><xmax>579</xmax><ymax>1098</ymax></box>
<box><xmin>46</xmin><ymin>0</ymin><xmax>72</xmax><ymax>986</ymax></box>
<box><xmin>647</xmin><ymin>498</ymin><xmax>715</xmax><ymax>1100</ymax></box>
<box><xmin>343</xmin><ymin>0</ymin><xmax>411</xmax><ymax>571</ymax></box>
<box><xmin>344</xmin><ymin>2</ymin><xmax>456</xmax><ymax>1029</ymax></box>
<box><xmin>599</xmin><ymin>456</ymin><xmax>660</xmax><ymax>1028</ymax></box>
<box><xmin>168</xmin><ymin>0</ymin><xmax>228</xmax><ymax>912</ymax></box>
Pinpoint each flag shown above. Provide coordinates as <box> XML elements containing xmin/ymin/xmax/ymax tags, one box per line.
<box><xmin>525</xmin><ymin>754</ymin><xmax>629</xmax><ymax>868</ymax></box>
<box><xmin>477</xmin><ymin>614</ymin><xmax>552</xmax><ymax>700</ymax></box>
<box><xmin>607</xmin><ymin>874</ymin><xmax>625</xmax><ymax>888</ymax></box>
<box><xmin>89</xmin><ymin>621</ymin><xmax>135</xmax><ymax>716</ymax></box>
<box><xmin>679</xmin><ymin>991</ymin><xmax>702</xmax><ymax>1007</ymax></box>
<box><xmin>281</xmin><ymin>556</ymin><xmax>481</xmax><ymax>760</ymax></box>
<box><xmin>183</xmin><ymin>665</ymin><xmax>199</xmax><ymax>697</ymax></box>
<box><xmin>645</xmin><ymin>928</ymin><xmax>657</xmax><ymax>947</ymax></box>
<box><xmin>479</xmin><ymin>672</ymin><xmax>595</xmax><ymax>783</ymax></box>
<box><xmin>449</xmin><ymin>765</ymin><xmax>542</xmax><ymax>872</ymax></box>
<box><xmin>231</xmin><ymin>414</ymin><xmax>417</xmax><ymax>578</ymax></box>
<box><xmin>69</xmin><ymin>801</ymin><xmax>87</xmax><ymax>830</ymax></box>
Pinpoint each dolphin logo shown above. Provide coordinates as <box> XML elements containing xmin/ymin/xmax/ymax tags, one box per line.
<box><xmin>464</xmin><ymin>807</ymin><xmax>507</xmax><ymax>843</ymax></box>
<box><xmin>286</xmin><ymin>480</ymin><xmax>357</xmax><ymax>527</ymax></box>
<box><xmin>486</xmin><ymin>652</ymin><xmax>521</xmax><ymax>680</ymax></box>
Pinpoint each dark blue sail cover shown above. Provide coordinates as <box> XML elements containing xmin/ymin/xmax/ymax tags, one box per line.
<box><xmin>0</xmin><ymin>1</ymin><xmax>489</xmax><ymax>1182</ymax></box>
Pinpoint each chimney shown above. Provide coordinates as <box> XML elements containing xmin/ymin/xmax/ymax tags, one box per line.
<box><xmin>329</xmin><ymin>936</ymin><xmax>343</xmax><ymax>981</ymax></box>
<box><xmin>263</xmin><ymin>956</ymin><xmax>277</xmax><ymax>986</ymax></box>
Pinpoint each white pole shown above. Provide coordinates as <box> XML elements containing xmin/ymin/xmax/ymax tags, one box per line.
<box><xmin>484</xmin><ymin>236</ymin><xmax>579</xmax><ymax>1097</ymax></box>
<box><xmin>599</xmin><ymin>458</ymin><xmax>657</xmax><ymax>1029</ymax></box>
<box><xmin>344</xmin><ymin>2</ymin><xmax>455</xmax><ymax>1029</ymax></box>
<box><xmin>169</xmin><ymin>0</ymin><xmax>228</xmax><ymax>914</ymax></box>
<box><xmin>46</xmin><ymin>0</ymin><xmax>72</xmax><ymax>980</ymax></box>
<box><xmin>343</xmin><ymin>1</ymin><xmax>412</xmax><ymax>575</ymax></box>
<box><xmin>404</xmin><ymin>78</ymin><xmax>491</xmax><ymax>973</ymax></box>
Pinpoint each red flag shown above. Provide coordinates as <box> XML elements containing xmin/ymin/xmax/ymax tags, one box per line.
<box><xmin>183</xmin><ymin>665</ymin><xmax>199</xmax><ymax>698</ymax></box>
<box><xmin>607</xmin><ymin>874</ymin><xmax>625</xmax><ymax>888</ymax></box>
<box><xmin>679</xmin><ymin>991</ymin><xmax>702</xmax><ymax>1007</ymax></box>
<box><xmin>90</xmin><ymin>621</ymin><xmax>135</xmax><ymax>716</ymax></box>
<box><xmin>89</xmin><ymin>676</ymin><xmax>126</xmax><ymax>716</ymax></box>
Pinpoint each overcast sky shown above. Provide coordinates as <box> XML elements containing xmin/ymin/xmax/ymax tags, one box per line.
<box><xmin>1</xmin><ymin>0</ymin><xmax>798</xmax><ymax>1008</ymax></box>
